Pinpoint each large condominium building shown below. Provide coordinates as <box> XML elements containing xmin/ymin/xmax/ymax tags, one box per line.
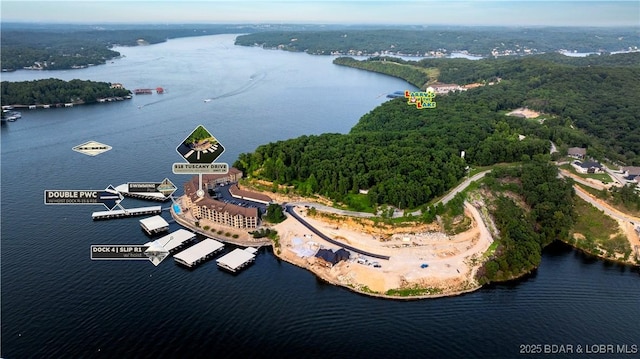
<box><xmin>182</xmin><ymin>172</ymin><xmax>258</xmax><ymax>229</ymax></box>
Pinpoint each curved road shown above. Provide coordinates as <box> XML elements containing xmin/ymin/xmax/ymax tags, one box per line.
<box><xmin>574</xmin><ymin>186</ymin><xmax>640</xmax><ymax>224</ymax></box>
<box><xmin>285</xmin><ymin>205</ymin><xmax>390</xmax><ymax>260</ymax></box>
<box><xmin>291</xmin><ymin>170</ymin><xmax>491</xmax><ymax>219</ymax></box>
<box><xmin>438</xmin><ymin>170</ymin><xmax>491</xmax><ymax>206</ymax></box>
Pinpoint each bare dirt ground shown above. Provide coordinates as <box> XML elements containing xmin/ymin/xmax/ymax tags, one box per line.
<box><xmin>506</xmin><ymin>107</ymin><xmax>541</xmax><ymax>119</ymax></box>
<box><xmin>273</xmin><ymin>202</ymin><xmax>493</xmax><ymax>299</ymax></box>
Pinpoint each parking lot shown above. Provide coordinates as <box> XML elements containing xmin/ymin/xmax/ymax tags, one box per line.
<box><xmin>207</xmin><ymin>182</ymin><xmax>268</xmax><ymax>214</ymax></box>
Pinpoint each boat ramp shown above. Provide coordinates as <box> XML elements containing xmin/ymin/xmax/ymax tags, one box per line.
<box><xmin>173</xmin><ymin>238</ymin><xmax>225</xmax><ymax>267</ymax></box>
<box><xmin>92</xmin><ymin>206</ymin><xmax>162</xmax><ymax>220</ymax></box>
<box><xmin>216</xmin><ymin>247</ymin><xmax>258</xmax><ymax>272</ymax></box>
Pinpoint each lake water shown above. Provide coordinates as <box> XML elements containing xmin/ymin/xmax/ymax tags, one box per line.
<box><xmin>1</xmin><ymin>34</ymin><xmax>639</xmax><ymax>359</ymax></box>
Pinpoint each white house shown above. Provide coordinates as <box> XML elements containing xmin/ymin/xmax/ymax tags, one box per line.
<box><xmin>572</xmin><ymin>160</ymin><xmax>603</xmax><ymax>174</ymax></box>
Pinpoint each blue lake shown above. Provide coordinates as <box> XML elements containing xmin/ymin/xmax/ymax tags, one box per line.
<box><xmin>1</xmin><ymin>34</ymin><xmax>638</xmax><ymax>359</ymax></box>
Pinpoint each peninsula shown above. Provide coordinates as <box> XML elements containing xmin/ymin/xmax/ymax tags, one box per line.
<box><xmin>0</xmin><ymin>78</ymin><xmax>132</xmax><ymax>108</ymax></box>
<box><xmin>223</xmin><ymin>51</ymin><xmax>640</xmax><ymax>298</ymax></box>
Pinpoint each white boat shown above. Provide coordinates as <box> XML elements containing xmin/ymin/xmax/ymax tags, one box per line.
<box><xmin>204</xmin><ymin>99</ymin><xmax>212</xmax><ymax>103</ymax></box>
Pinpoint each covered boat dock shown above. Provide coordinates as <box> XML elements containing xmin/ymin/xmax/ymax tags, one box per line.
<box><xmin>139</xmin><ymin>215</ymin><xmax>170</xmax><ymax>235</ymax></box>
<box><xmin>173</xmin><ymin>238</ymin><xmax>225</xmax><ymax>267</ymax></box>
<box><xmin>216</xmin><ymin>247</ymin><xmax>257</xmax><ymax>272</ymax></box>
<box><xmin>144</xmin><ymin>229</ymin><xmax>196</xmax><ymax>253</ymax></box>
<box><xmin>92</xmin><ymin>206</ymin><xmax>162</xmax><ymax>220</ymax></box>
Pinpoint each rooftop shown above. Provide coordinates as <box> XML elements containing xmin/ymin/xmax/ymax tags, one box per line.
<box><xmin>216</xmin><ymin>248</ymin><xmax>256</xmax><ymax>272</ymax></box>
<box><xmin>139</xmin><ymin>215</ymin><xmax>169</xmax><ymax>231</ymax></box>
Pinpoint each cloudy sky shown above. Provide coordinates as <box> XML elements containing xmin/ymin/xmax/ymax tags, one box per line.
<box><xmin>1</xmin><ymin>1</ymin><xmax>638</xmax><ymax>26</ymax></box>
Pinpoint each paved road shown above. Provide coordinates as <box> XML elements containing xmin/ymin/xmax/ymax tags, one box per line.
<box><xmin>603</xmin><ymin>166</ymin><xmax>627</xmax><ymax>187</ymax></box>
<box><xmin>558</xmin><ymin>169</ymin><xmax>607</xmax><ymax>191</ymax></box>
<box><xmin>573</xmin><ymin>186</ymin><xmax>640</xmax><ymax>224</ymax></box>
<box><xmin>438</xmin><ymin>170</ymin><xmax>491</xmax><ymax>206</ymax></box>
<box><xmin>285</xmin><ymin>205</ymin><xmax>390</xmax><ymax>260</ymax></box>
<box><xmin>291</xmin><ymin>170</ymin><xmax>492</xmax><ymax>219</ymax></box>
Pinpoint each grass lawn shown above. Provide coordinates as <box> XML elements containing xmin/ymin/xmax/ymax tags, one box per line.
<box><xmin>573</xmin><ymin>197</ymin><xmax>618</xmax><ymax>241</ymax></box>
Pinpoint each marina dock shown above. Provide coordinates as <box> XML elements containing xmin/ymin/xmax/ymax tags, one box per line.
<box><xmin>216</xmin><ymin>247</ymin><xmax>257</xmax><ymax>272</ymax></box>
<box><xmin>139</xmin><ymin>215</ymin><xmax>170</xmax><ymax>235</ymax></box>
<box><xmin>92</xmin><ymin>206</ymin><xmax>162</xmax><ymax>220</ymax></box>
<box><xmin>145</xmin><ymin>229</ymin><xmax>196</xmax><ymax>253</ymax></box>
<box><xmin>173</xmin><ymin>238</ymin><xmax>225</xmax><ymax>267</ymax></box>
<box><xmin>115</xmin><ymin>184</ymin><xmax>169</xmax><ymax>202</ymax></box>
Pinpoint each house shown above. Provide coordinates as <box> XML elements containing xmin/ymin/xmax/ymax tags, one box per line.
<box><xmin>621</xmin><ymin>166</ymin><xmax>640</xmax><ymax>180</ymax></box>
<box><xmin>315</xmin><ymin>248</ymin><xmax>350</xmax><ymax>267</ymax></box>
<box><xmin>572</xmin><ymin>160</ymin><xmax>603</xmax><ymax>174</ymax></box>
<box><xmin>567</xmin><ymin>147</ymin><xmax>587</xmax><ymax>159</ymax></box>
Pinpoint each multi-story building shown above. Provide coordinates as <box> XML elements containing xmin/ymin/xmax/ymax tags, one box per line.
<box><xmin>182</xmin><ymin>171</ymin><xmax>258</xmax><ymax>229</ymax></box>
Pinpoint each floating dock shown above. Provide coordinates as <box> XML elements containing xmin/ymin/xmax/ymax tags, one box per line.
<box><xmin>139</xmin><ymin>215</ymin><xmax>170</xmax><ymax>235</ymax></box>
<box><xmin>115</xmin><ymin>184</ymin><xmax>169</xmax><ymax>202</ymax></box>
<box><xmin>92</xmin><ymin>206</ymin><xmax>162</xmax><ymax>220</ymax></box>
<box><xmin>216</xmin><ymin>247</ymin><xmax>257</xmax><ymax>272</ymax></box>
<box><xmin>173</xmin><ymin>238</ymin><xmax>225</xmax><ymax>267</ymax></box>
<box><xmin>145</xmin><ymin>229</ymin><xmax>196</xmax><ymax>253</ymax></box>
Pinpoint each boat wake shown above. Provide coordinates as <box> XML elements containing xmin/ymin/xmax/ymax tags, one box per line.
<box><xmin>206</xmin><ymin>72</ymin><xmax>267</xmax><ymax>101</ymax></box>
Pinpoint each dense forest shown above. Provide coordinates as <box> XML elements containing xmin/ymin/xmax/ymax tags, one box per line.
<box><xmin>476</xmin><ymin>159</ymin><xmax>575</xmax><ymax>284</ymax></box>
<box><xmin>0</xmin><ymin>79</ymin><xmax>131</xmax><ymax>106</ymax></box>
<box><xmin>235</xmin><ymin>90</ymin><xmax>550</xmax><ymax>209</ymax></box>
<box><xmin>234</xmin><ymin>53</ymin><xmax>639</xmax><ymax>211</ymax></box>
<box><xmin>334</xmin><ymin>53</ymin><xmax>640</xmax><ymax>165</ymax></box>
<box><xmin>235</xmin><ymin>28</ymin><xmax>639</xmax><ymax>57</ymax></box>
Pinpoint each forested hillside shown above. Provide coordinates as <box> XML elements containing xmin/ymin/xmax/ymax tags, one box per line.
<box><xmin>235</xmin><ymin>53</ymin><xmax>639</xmax><ymax>212</ymax></box>
<box><xmin>0</xmin><ymin>24</ymin><xmax>262</xmax><ymax>71</ymax></box>
<box><xmin>335</xmin><ymin>53</ymin><xmax>640</xmax><ymax>165</ymax></box>
<box><xmin>235</xmin><ymin>91</ymin><xmax>551</xmax><ymax>209</ymax></box>
<box><xmin>235</xmin><ymin>28</ymin><xmax>639</xmax><ymax>56</ymax></box>
<box><xmin>476</xmin><ymin>160</ymin><xmax>575</xmax><ymax>283</ymax></box>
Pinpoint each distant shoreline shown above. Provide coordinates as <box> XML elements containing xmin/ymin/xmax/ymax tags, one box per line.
<box><xmin>2</xmin><ymin>96</ymin><xmax>132</xmax><ymax>110</ymax></box>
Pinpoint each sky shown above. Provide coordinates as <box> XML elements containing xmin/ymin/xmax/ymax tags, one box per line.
<box><xmin>1</xmin><ymin>1</ymin><xmax>639</xmax><ymax>27</ymax></box>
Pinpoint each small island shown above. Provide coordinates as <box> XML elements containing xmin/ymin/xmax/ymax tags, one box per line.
<box><xmin>0</xmin><ymin>78</ymin><xmax>132</xmax><ymax>109</ymax></box>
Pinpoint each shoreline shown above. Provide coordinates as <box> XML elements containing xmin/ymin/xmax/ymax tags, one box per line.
<box><xmin>170</xmin><ymin>179</ymin><xmax>639</xmax><ymax>299</ymax></box>
<box><xmin>269</xmin><ymin>201</ymin><xmax>493</xmax><ymax>300</ymax></box>
<box><xmin>272</xmin><ymin>247</ymin><xmax>484</xmax><ymax>300</ymax></box>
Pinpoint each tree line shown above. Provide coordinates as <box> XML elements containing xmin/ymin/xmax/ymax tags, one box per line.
<box><xmin>235</xmin><ymin>27</ymin><xmax>639</xmax><ymax>57</ymax></box>
<box><xmin>1</xmin><ymin>24</ymin><xmax>264</xmax><ymax>71</ymax></box>
<box><xmin>1</xmin><ymin>78</ymin><xmax>131</xmax><ymax>106</ymax></box>
<box><xmin>234</xmin><ymin>89</ymin><xmax>553</xmax><ymax>210</ymax></box>
<box><xmin>335</xmin><ymin>53</ymin><xmax>640</xmax><ymax>165</ymax></box>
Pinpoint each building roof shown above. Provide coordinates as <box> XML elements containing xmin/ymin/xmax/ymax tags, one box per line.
<box><xmin>144</xmin><ymin>229</ymin><xmax>196</xmax><ymax>252</ymax></box>
<box><xmin>184</xmin><ymin>177</ymin><xmax>258</xmax><ymax>218</ymax></box>
<box><xmin>576</xmin><ymin>160</ymin><xmax>602</xmax><ymax>169</ymax></box>
<box><xmin>201</xmin><ymin>167</ymin><xmax>242</xmax><ymax>183</ymax></box>
<box><xmin>139</xmin><ymin>215</ymin><xmax>169</xmax><ymax>231</ymax></box>
<box><xmin>622</xmin><ymin>166</ymin><xmax>640</xmax><ymax>176</ymax></box>
<box><xmin>229</xmin><ymin>184</ymin><xmax>273</xmax><ymax>203</ymax></box>
<box><xmin>216</xmin><ymin>248</ymin><xmax>256</xmax><ymax>271</ymax></box>
<box><xmin>315</xmin><ymin>248</ymin><xmax>351</xmax><ymax>265</ymax></box>
<box><xmin>173</xmin><ymin>238</ymin><xmax>224</xmax><ymax>266</ymax></box>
